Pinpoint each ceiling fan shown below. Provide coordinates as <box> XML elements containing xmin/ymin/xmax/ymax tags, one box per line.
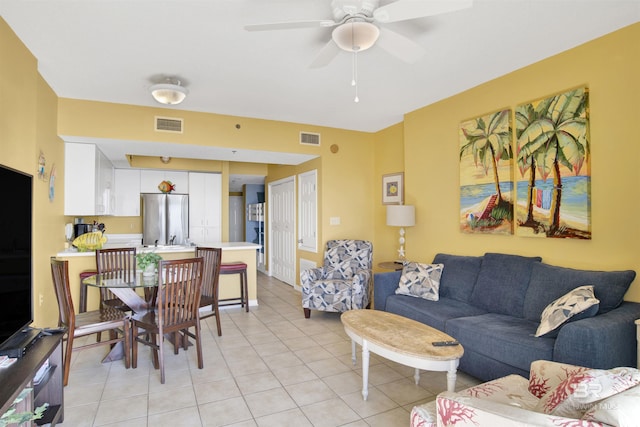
<box><xmin>245</xmin><ymin>0</ymin><xmax>473</xmax><ymax>68</ymax></box>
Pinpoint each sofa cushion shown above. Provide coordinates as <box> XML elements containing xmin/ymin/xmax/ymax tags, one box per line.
<box><xmin>458</xmin><ymin>348</ymin><xmax>530</xmax><ymax>382</ymax></box>
<box><xmin>523</xmin><ymin>263</ymin><xmax>636</xmax><ymax>320</ymax></box>
<box><xmin>445</xmin><ymin>313</ymin><xmax>554</xmax><ymax>373</ymax></box>
<box><xmin>535</xmin><ymin>285</ymin><xmax>600</xmax><ymax>337</ymax></box>
<box><xmin>469</xmin><ymin>253</ymin><xmax>542</xmax><ymax>317</ymax></box>
<box><xmin>384</xmin><ymin>295</ymin><xmax>487</xmax><ymax>332</ymax></box>
<box><xmin>395</xmin><ymin>262</ymin><xmax>443</xmax><ymax>301</ymax></box>
<box><xmin>432</xmin><ymin>253</ymin><xmax>483</xmax><ymax>303</ymax></box>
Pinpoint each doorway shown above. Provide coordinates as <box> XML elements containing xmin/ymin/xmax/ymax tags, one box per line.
<box><xmin>268</xmin><ymin>177</ymin><xmax>296</xmax><ymax>286</ymax></box>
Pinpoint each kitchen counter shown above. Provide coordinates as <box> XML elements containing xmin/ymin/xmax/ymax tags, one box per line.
<box><xmin>56</xmin><ymin>241</ymin><xmax>260</xmax><ymax>258</ymax></box>
<box><xmin>56</xmin><ymin>242</ymin><xmax>261</xmax><ymax>313</ymax></box>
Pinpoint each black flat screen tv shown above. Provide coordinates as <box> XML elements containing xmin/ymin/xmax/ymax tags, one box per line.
<box><xmin>0</xmin><ymin>164</ymin><xmax>33</xmax><ymax>349</ymax></box>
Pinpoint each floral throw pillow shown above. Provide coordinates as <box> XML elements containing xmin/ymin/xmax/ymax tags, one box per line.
<box><xmin>534</xmin><ymin>367</ymin><xmax>640</xmax><ymax>419</ymax></box>
<box><xmin>582</xmin><ymin>384</ymin><xmax>640</xmax><ymax>426</ymax></box>
<box><xmin>535</xmin><ymin>285</ymin><xmax>599</xmax><ymax>337</ymax></box>
<box><xmin>395</xmin><ymin>262</ymin><xmax>443</xmax><ymax>301</ymax></box>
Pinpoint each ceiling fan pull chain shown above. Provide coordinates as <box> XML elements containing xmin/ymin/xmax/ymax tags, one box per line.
<box><xmin>353</xmin><ymin>50</ymin><xmax>359</xmax><ymax>103</ymax></box>
<box><xmin>351</xmin><ymin>50</ymin><xmax>357</xmax><ymax>87</ymax></box>
<box><xmin>349</xmin><ymin>20</ymin><xmax>360</xmax><ymax>103</ymax></box>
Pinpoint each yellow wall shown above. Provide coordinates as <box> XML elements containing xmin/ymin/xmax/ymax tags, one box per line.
<box><xmin>1</xmin><ymin>19</ymin><xmax>66</xmax><ymax>327</ymax></box>
<box><xmin>372</xmin><ymin>123</ymin><xmax>405</xmax><ymax>267</ymax></box>
<box><xmin>265</xmin><ymin>125</ymin><xmax>377</xmax><ymax>275</ymax></box>
<box><xmin>399</xmin><ymin>23</ymin><xmax>640</xmax><ymax>301</ymax></box>
<box><xmin>57</xmin><ymin>74</ymin><xmax>378</xmax><ymax>278</ymax></box>
<box><xmin>58</xmin><ymin>99</ymin><xmax>333</xmax><ymax>155</ymax></box>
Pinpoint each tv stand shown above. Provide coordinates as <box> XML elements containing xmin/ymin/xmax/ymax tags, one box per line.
<box><xmin>0</xmin><ymin>334</ymin><xmax>63</xmax><ymax>425</ymax></box>
<box><xmin>0</xmin><ymin>328</ymin><xmax>42</xmax><ymax>358</ymax></box>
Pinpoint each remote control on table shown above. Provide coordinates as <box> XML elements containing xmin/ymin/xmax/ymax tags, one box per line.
<box><xmin>42</xmin><ymin>327</ymin><xmax>66</xmax><ymax>334</ymax></box>
<box><xmin>432</xmin><ymin>340</ymin><xmax>459</xmax><ymax>346</ymax></box>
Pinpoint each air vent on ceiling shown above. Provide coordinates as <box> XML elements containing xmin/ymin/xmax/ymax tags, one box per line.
<box><xmin>300</xmin><ymin>131</ymin><xmax>321</xmax><ymax>146</ymax></box>
<box><xmin>155</xmin><ymin>116</ymin><xmax>183</xmax><ymax>133</ymax></box>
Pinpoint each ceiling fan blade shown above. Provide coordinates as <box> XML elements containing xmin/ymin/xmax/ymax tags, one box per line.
<box><xmin>244</xmin><ymin>20</ymin><xmax>336</xmax><ymax>32</ymax></box>
<box><xmin>374</xmin><ymin>0</ymin><xmax>473</xmax><ymax>23</ymax></box>
<box><xmin>309</xmin><ymin>40</ymin><xmax>341</xmax><ymax>68</ymax></box>
<box><xmin>376</xmin><ymin>27</ymin><xmax>425</xmax><ymax>64</ymax></box>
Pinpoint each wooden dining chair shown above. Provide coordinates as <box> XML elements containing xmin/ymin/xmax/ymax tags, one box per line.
<box><xmin>131</xmin><ymin>257</ymin><xmax>204</xmax><ymax>384</ymax></box>
<box><xmin>50</xmin><ymin>258</ymin><xmax>131</xmax><ymax>386</ymax></box>
<box><xmin>195</xmin><ymin>247</ymin><xmax>222</xmax><ymax>336</ymax></box>
<box><xmin>95</xmin><ymin>247</ymin><xmax>136</xmax><ymax>311</ymax></box>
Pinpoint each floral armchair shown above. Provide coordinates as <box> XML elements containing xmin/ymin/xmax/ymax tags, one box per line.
<box><xmin>411</xmin><ymin>360</ymin><xmax>640</xmax><ymax>427</ymax></box>
<box><xmin>301</xmin><ymin>239</ymin><xmax>373</xmax><ymax>318</ymax></box>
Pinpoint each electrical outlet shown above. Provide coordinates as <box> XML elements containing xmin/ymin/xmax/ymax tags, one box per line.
<box><xmin>39</xmin><ymin>293</ymin><xmax>44</xmax><ymax>306</ymax></box>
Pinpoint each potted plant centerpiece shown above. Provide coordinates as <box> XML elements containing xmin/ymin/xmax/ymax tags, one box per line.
<box><xmin>136</xmin><ymin>251</ymin><xmax>163</xmax><ymax>276</ymax></box>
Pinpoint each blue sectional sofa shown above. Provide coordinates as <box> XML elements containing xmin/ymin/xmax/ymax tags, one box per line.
<box><xmin>373</xmin><ymin>253</ymin><xmax>640</xmax><ymax>382</ymax></box>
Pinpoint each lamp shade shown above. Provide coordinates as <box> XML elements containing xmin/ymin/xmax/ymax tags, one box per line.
<box><xmin>332</xmin><ymin>21</ymin><xmax>380</xmax><ymax>52</ymax></box>
<box><xmin>386</xmin><ymin>205</ymin><xmax>415</xmax><ymax>227</ymax></box>
<box><xmin>150</xmin><ymin>82</ymin><xmax>188</xmax><ymax>105</ymax></box>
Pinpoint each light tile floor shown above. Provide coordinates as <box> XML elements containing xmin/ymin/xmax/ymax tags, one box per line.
<box><xmin>61</xmin><ymin>274</ymin><xmax>480</xmax><ymax>426</ymax></box>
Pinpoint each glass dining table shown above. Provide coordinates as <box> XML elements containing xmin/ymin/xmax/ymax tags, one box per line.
<box><xmin>83</xmin><ymin>270</ymin><xmax>159</xmax><ymax>363</ymax></box>
<box><xmin>83</xmin><ymin>270</ymin><xmax>159</xmax><ymax>313</ymax></box>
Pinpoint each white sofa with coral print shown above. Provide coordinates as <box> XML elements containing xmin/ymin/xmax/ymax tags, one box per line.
<box><xmin>411</xmin><ymin>360</ymin><xmax>640</xmax><ymax>427</ymax></box>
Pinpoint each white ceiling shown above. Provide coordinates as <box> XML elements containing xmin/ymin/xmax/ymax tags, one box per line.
<box><xmin>2</xmin><ymin>0</ymin><xmax>639</xmax><ymax>190</ymax></box>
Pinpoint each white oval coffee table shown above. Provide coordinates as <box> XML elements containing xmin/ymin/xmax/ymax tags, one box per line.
<box><xmin>341</xmin><ymin>309</ymin><xmax>464</xmax><ymax>400</ymax></box>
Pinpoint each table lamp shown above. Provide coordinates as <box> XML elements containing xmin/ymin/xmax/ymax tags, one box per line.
<box><xmin>386</xmin><ymin>204</ymin><xmax>416</xmax><ymax>263</ymax></box>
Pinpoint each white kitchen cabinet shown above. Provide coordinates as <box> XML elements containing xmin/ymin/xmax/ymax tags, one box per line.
<box><xmin>188</xmin><ymin>172</ymin><xmax>222</xmax><ymax>245</ymax></box>
<box><xmin>113</xmin><ymin>169</ymin><xmax>141</xmax><ymax>216</ymax></box>
<box><xmin>140</xmin><ymin>170</ymin><xmax>189</xmax><ymax>194</ymax></box>
<box><xmin>96</xmin><ymin>148</ymin><xmax>114</xmax><ymax>214</ymax></box>
<box><xmin>64</xmin><ymin>142</ymin><xmax>114</xmax><ymax>216</ymax></box>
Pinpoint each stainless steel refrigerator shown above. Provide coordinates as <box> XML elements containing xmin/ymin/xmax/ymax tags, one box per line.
<box><xmin>141</xmin><ymin>193</ymin><xmax>189</xmax><ymax>246</ymax></box>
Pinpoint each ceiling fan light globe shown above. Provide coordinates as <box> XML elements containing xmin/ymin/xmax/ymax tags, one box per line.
<box><xmin>150</xmin><ymin>83</ymin><xmax>188</xmax><ymax>105</ymax></box>
<box><xmin>332</xmin><ymin>22</ymin><xmax>379</xmax><ymax>52</ymax></box>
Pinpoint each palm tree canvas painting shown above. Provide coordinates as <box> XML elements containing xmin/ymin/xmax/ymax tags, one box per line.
<box><xmin>515</xmin><ymin>87</ymin><xmax>591</xmax><ymax>239</ymax></box>
<box><xmin>459</xmin><ymin>109</ymin><xmax>514</xmax><ymax>235</ymax></box>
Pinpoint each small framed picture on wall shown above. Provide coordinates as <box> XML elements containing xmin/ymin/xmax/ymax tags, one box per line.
<box><xmin>382</xmin><ymin>172</ymin><xmax>404</xmax><ymax>205</ymax></box>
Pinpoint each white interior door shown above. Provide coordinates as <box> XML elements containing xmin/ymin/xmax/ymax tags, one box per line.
<box><xmin>269</xmin><ymin>177</ymin><xmax>296</xmax><ymax>286</ymax></box>
<box><xmin>229</xmin><ymin>196</ymin><xmax>243</xmax><ymax>242</ymax></box>
<box><xmin>298</xmin><ymin>170</ymin><xmax>317</xmax><ymax>253</ymax></box>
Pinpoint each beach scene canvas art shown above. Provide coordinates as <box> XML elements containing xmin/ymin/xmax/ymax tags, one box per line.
<box><xmin>459</xmin><ymin>109</ymin><xmax>514</xmax><ymax>235</ymax></box>
<box><xmin>515</xmin><ymin>87</ymin><xmax>591</xmax><ymax>239</ymax></box>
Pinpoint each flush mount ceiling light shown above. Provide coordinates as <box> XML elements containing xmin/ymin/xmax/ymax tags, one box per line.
<box><xmin>150</xmin><ymin>78</ymin><xmax>188</xmax><ymax>105</ymax></box>
<box><xmin>331</xmin><ymin>21</ymin><xmax>380</xmax><ymax>53</ymax></box>
<box><xmin>332</xmin><ymin>21</ymin><xmax>380</xmax><ymax>103</ymax></box>
<box><xmin>160</xmin><ymin>156</ymin><xmax>171</xmax><ymax>164</ymax></box>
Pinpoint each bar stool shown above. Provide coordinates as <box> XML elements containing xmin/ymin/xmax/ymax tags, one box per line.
<box><xmin>78</xmin><ymin>270</ymin><xmax>97</xmax><ymax>313</ymax></box>
<box><xmin>218</xmin><ymin>262</ymin><xmax>249</xmax><ymax>312</ymax></box>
